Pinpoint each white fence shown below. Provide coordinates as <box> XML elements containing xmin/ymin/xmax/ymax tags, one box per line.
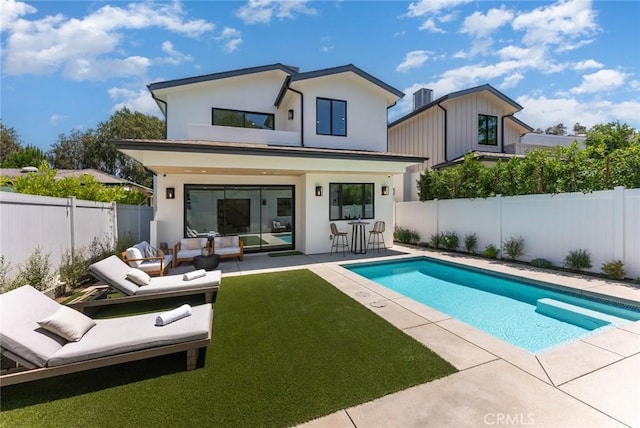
<box><xmin>0</xmin><ymin>193</ymin><xmax>153</xmax><ymax>277</ymax></box>
<box><xmin>395</xmin><ymin>187</ymin><xmax>640</xmax><ymax>279</ymax></box>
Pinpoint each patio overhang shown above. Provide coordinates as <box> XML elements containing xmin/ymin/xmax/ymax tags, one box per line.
<box><xmin>111</xmin><ymin>139</ymin><xmax>427</xmax><ymax>177</ymax></box>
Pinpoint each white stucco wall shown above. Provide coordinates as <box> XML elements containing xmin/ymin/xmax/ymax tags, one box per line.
<box><xmin>154</xmin><ymin>172</ymin><xmax>395</xmax><ymax>255</ymax></box>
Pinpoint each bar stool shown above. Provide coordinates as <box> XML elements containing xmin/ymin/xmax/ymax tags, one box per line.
<box><xmin>367</xmin><ymin>221</ymin><xmax>386</xmax><ymax>252</ymax></box>
<box><xmin>330</xmin><ymin>223</ymin><xmax>349</xmax><ymax>255</ymax></box>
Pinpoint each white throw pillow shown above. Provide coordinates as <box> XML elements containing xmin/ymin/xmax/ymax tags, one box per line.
<box><xmin>219</xmin><ymin>236</ymin><xmax>234</xmax><ymax>248</ymax></box>
<box><xmin>186</xmin><ymin>238</ymin><xmax>201</xmax><ymax>250</ymax></box>
<box><xmin>126</xmin><ymin>268</ymin><xmax>151</xmax><ymax>286</ymax></box>
<box><xmin>125</xmin><ymin>247</ymin><xmax>143</xmax><ymax>267</ymax></box>
<box><xmin>37</xmin><ymin>306</ymin><xmax>96</xmax><ymax>342</ymax></box>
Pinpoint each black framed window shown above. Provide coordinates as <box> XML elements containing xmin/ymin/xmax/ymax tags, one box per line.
<box><xmin>316</xmin><ymin>98</ymin><xmax>346</xmax><ymax>136</ymax></box>
<box><xmin>212</xmin><ymin>108</ymin><xmax>274</xmax><ymax>130</ymax></box>
<box><xmin>478</xmin><ymin>114</ymin><xmax>498</xmax><ymax>146</ymax></box>
<box><xmin>329</xmin><ymin>183</ymin><xmax>374</xmax><ymax>221</ymax></box>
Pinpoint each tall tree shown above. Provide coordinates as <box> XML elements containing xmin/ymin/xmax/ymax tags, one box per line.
<box><xmin>545</xmin><ymin>123</ymin><xmax>566</xmax><ymax>135</ymax></box>
<box><xmin>585</xmin><ymin>121</ymin><xmax>638</xmax><ymax>157</ymax></box>
<box><xmin>96</xmin><ymin>108</ymin><xmax>164</xmax><ymax>187</ymax></box>
<box><xmin>573</xmin><ymin>122</ymin><xmax>587</xmax><ymax>135</ymax></box>
<box><xmin>0</xmin><ymin>121</ymin><xmax>23</xmax><ymax>164</ymax></box>
<box><xmin>2</xmin><ymin>145</ymin><xmax>46</xmax><ymax>168</ymax></box>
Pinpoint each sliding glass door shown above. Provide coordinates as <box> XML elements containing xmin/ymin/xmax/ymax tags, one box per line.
<box><xmin>184</xmin><ymin>185</ymin><xmax>294</xmax><ymax>252</ymax></box>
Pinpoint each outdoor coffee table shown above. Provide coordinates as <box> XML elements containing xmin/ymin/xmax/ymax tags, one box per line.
<box><xmin>193</xmin><ymin>254</ymin><xmax>221</xmax><ymax>271</ymax></box>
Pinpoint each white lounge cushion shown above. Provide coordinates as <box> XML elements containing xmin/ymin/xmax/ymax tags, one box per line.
<box><xmin>37</xmin><ymin>306</ymin><xmax>96</xmax><ymax>342</ymax></box>
<box><xmin>215</xmin><ymin>246</ymin><xmax>242</xmax><ymax>256</ymax></box>
<box><xmin>126</xmin><ymin>268</ymin><xmax>151</xmax><ymax>286</ymax></box>
<box><xmin>47</xmin><ymin>304</ymin><xmax>212</xmax><ymax>367</ymax></box>
<box><xmin>0</xmin><ymin>285</ymin><xmax>65</xmax><ymax>368</ymax></box>
<box><xmin>90</xmin><ymin>255</ymin><xmax>221</xmax><ymax>297</ymax></box>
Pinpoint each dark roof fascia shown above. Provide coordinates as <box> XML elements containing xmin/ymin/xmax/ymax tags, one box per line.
<box><xmin>147</xmin><ymin>63</ymin><xmax>299</xmax><ymax>92</ymax></box>
<box><xmin>274</xmin><ymin>76</ymin><xmax>291</xmax><ymax>107</ymax></box>
<box><xmin>290</xmin><ymin>64</ymin><xmax>404</xmax><ymax>98</ymax></box>
<box><xmin>506</xmin><ymin>115</ymin><xmax>534</xmax><ymax>132</ymax></box>
<box><xmin>111</xmin><ymin>139</ymin><xmax>427</xmax><ymax>164</ymax></box>
<box><xmin>388</xmin><ymin>84</ymin><xmax>523</xmax><ymax>128</ymax></box>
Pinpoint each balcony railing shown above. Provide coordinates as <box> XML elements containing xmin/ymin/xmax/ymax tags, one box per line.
<box><xmin>187</xmin><ymin>124</ymin><xmax>301</xmax><ymax>146</ymax></box>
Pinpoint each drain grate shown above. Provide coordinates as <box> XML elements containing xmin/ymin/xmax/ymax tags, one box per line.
<box><xmin>355</xmin><ymin>291</ymin><xmax>370</xmax><ymax>298</ymax></box>
<box><xmin>370</xmin><ymin>301</ymin><xmax>386</xmax><ymax>308</ymax></box>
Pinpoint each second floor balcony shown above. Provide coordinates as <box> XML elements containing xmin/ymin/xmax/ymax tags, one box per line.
<box><xmin>188</xmin><ymin>124</ymin><xmax>301</xmax><ymax>146</ymax></box>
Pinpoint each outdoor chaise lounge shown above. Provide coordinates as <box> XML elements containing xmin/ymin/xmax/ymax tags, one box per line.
<box><xmin>0</xmin><ymin>285</ymin><xmax>213</xmax><ymax>386</ymax></box>
<box><xmin>69</xmin><ymin>255</ymin><xmax>221</xmax><ymax>314</ymax></box>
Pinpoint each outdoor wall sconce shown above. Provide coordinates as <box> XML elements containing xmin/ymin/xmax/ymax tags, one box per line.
<box><xmin>288</xmin><ymin>109</ymin><xmax>294</xmax><ymax>120</ymax></box>
<box><xmin>315</xmin><ymin>186</ymin><xmax>323</xmax><ymax>197</ymax></box>
<box><xmin>381</xmin><ymin>186</ymin><xmax>389</xmax><ymax>196</ymax></box>
<box><xmin>166</xmin><ymin>187</ymin><xmax>175</xmax><ymax>199</ymax></box>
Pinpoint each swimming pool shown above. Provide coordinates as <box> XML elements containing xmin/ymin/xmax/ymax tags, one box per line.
<box><xmin>279</xmin><ymin>233</ymin><xmax>292</xmax><ymax>244</ymax></box>
<box><xmin>344</xmin><ymin>257</ymin><xmax>640</xmax><ymax>354</ymax></box>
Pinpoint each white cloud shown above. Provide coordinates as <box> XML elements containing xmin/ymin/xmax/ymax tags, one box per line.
<box><xmin>570</xmin><ymin>69</ymin><xmax>628</xmax><ymax>94</ymax></box>
<box><xmin>512</xmin><ymin>0</ymin><xmax>598</xmax><ymax>47</ymax></box>
<box><xmin>215</xmin><ymin>27</ymin><xmax>242</xmax><ymax>52</ymax></box>
<box><xmin>499</xmin><ymin>73</ymin><xmax>524</xmax><ymax>90</ymax></box>
<box><xmin>407</xmin><ymin>0</ymin><xmax>472</xmax><ymax>17</ymax></box>
<box><xmin>235</xmin><ymin>0</ymin><xmax>317</xmax><ymax>25</ymax></box>
<box><xmin>2</xmin><ymin>2</ymin><xmax>214</xmax><ymax>79</ymax></box>
<box><xmin>461</xmin><ymin>7</ymin><xmax>514</xmax><ymax>38</ymax></box>
<box><xmin>516</xmin><ymin>94</ymin><xmax>640</xmax><ymax>130</ymax></box>
<box><xmin>0</xmin><ymin>0</ymin><xmax>36</xmax><ymax>31</ymax></box>
<box><xmin>573</xmin><ymin>59</ymin><xmax>603</xmax><ymax>71</ymax></box>
<box><xmin>108</xmin><ymin>87</ymin><xmax>160</xmax><ymax>117</ymax></box>
<box><xmin>63</xmin><ymin>56</ymin><xmax>150</xmax><ymax>81</ymax></box>
<box><xmin>49</xmin><ymin>114</ymin><xmax>67</xmax><ymax>126</ymax></box>
<box><xmin>396</xmin><ymin>50</ymin><xmax>430</xmax><ymax>72</ymax></box>
<box><xmin>160</xmin><ymin>41</ymin><xmax>194</xmax><ymax>65</ymax></box>
<box><xmin>419</xmin><ymin>18</ymin><xmax>446</xmax><ymax>33</ymax></box>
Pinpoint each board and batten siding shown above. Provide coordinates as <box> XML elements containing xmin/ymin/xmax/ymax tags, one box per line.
<box><xmin>388</xmin><ymin>107</ymin><xmax>444</xmax><ymax>170</ymax></box>
<box><xmin>444</xmin><ymin>93</ymin><xmax>506</xmax><ymax>161</ymax></box>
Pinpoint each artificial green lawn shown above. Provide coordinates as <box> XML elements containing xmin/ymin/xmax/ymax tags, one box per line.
<box><xmin>2</xmin><ymin>269</ymin><xmax>456</xmax><ymax>427</ymax></box>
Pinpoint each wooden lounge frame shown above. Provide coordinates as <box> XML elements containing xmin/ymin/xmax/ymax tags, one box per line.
<box><xmin>68</xmin><ymin>285</ymin><xmax>217</xmax><ymax>315</ymax></box>
<box><xmin>120</xmin><ymin>250</ymin><xmax>170</xmax><ymax>276</ymax></box>
<box><xmin>1</xmin><ymin>329</ymin><xmax>210</xmax><ymax>387</ymax></box>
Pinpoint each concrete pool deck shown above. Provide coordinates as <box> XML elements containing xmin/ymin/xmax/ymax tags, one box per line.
<box><xmin>174</xmin><ymin>245</ymin><xmax>640</xmax><ymax>427</ymax></box>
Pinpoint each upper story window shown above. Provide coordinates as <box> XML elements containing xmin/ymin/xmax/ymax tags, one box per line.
<box><xmin>212</xmin><ymin>108</ymin><xmax>274</xmax><ymax>130</ymax></box>
<box><xmin>478</xmin><ymin>114</ymin><xmax>498</xmax><ymax>146</ymax></box>
<box><xmin>316</xmin><ymin>98</ymin><xmax>346</xmax><ymax>136</ymax></box>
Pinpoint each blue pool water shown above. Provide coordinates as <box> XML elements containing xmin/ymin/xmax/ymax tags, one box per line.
<box><xmin>344</xmin><ymin>257</ymin><xmax>640</xmax><ymax>354</ymax></box>
<box><xmin>279</xmin><ymin>233</ymin><xmax>292</xmax><ymax>244</ymax></box>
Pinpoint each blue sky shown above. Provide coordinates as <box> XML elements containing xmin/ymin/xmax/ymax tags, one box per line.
<box><xmin>2</xmin><ymin>0</ymin><xmax>639</xmax><ymax>152</ymax></box>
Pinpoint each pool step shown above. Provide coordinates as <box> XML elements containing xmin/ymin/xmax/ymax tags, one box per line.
<box><xmin>535</xmin><ymin>298</ymin><xmax>616</xmax><ymax>330</ymax></box>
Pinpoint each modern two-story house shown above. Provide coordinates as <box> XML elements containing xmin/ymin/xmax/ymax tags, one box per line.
<box><xmin>113</xmin><ymin>63</ymin><xmax>425</xmax><ymax>254</ymax></box>
<box><xmin>388</xmin><ymin>84</ymin><xmax>534</xmax><ymax>201</ymax></box>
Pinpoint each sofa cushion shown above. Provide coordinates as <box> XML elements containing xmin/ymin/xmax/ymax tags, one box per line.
<box><xmin>37</xmin><ymin>306</ymin><xmax>96</xmax><ymax>342</ymax></box>
<box><xmin>125</xmin><ymin>247</ymin><xmax>143</xmax><ymax>267</ymax></box>
<box><xmin>177</xmin><ymin>248</ymin><xmax>202</xmax><ymax>259</ymax></box>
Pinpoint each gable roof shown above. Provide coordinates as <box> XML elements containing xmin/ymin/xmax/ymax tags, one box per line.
<box><xmin>147</xmin><ymin>63</ymin><xmax>299</xmax><ymax>92</ymax></box>
<box><xmin>388</xmin><ymin>84</ymin><xmax>528</xmax><ymax>127</ymax></box>
<box><xmin>275</xmin><ymin>64</ymin><xmax>403</xmax><ymax>107</ymax></box>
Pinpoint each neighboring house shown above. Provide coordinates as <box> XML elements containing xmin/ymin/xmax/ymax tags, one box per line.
<box><xmin>388</xmin><ymin>84</ymin><xmax>533</xmax><ymax>201</ymax></box>
<box><xmin>387</xmin><ymin>84</ymin><xmax>589</xmax><ymax>201</ymax></box>
<box><xmin>112</xmin><ymin>63</ymin><xmax>425</xmax><ymax>254</ymax></box>
<box><xmin>0</xmin><ymin>167</ymin><xmax>153</xmax><ymax>202</ymax></box>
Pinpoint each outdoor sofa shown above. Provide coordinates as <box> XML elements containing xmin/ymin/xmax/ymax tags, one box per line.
<box><xmin>0</xmin><ymin>285</ymin><xmax>213</xmax><ymax>386</ymax></box>
<box><xmin>211</xmin><ymin>235</ymin><xmax>244</xmax><ymax>261</ymax></box>
<box><xmin>173</xmin><ymin>237</ymin><xmax>209</xmax><ymax>268</ymax></box>
<box><xmin>122</xmin><ymin>241</ymin><xmax>173</xmax><ymax>276</ymax></box>
<box><xmin>69</xmin><ymin>255</ymin><xmax>221</xmax><ymax>314</ymax></box>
